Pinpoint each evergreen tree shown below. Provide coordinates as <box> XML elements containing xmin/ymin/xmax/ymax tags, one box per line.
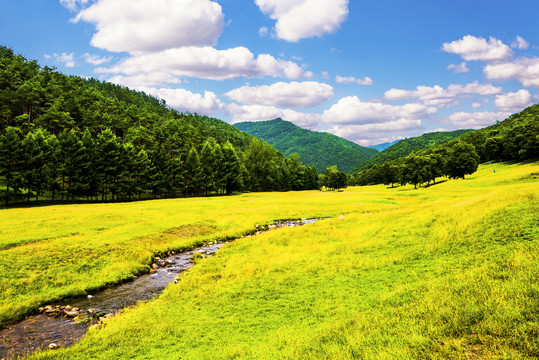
<box><xmin>95</xmin><ymin>128</ymin><xmax>122</xmax><ymax>201</ymax></box>
<box><xmin>80</xmin><ymin>128</ymin><xmax>98</xmax><ymax>200</ymax></box>
<box><xmin>134</xmin><ymin>149</ymin><xmax>151</xmax><ymax>200</ymax></box>
<box><xmin>287</xmin><ymin>153</ymin><xmax>305</xmax><ymax>191</ymax></box>
<box><xmin>21</xmin><ymin>128</ymin><xmax>52</xmax><ymax>202</ymax></box>
<box><xmin>58</xmin><ymin>129</ymin><xmax>84</xmax><ymax>200</ymax></box>
<box><xmin>0</xmin><ymin>127</ymin><xmax>24</xmax><ymax>205</ymax></box>
<box><xmin>185</xmin><ymin>146</ymin><xmax>202</xmax><ymax>196</ymax></box>
<box><xmin>221</xmin><ymin>141</ymin><xmax>243</xmax><ymax>195</ymax></box>
<box><xmin>47</xmin><ymin>133</ymin><xmax>61</xmax><ymax>201</ymax></box>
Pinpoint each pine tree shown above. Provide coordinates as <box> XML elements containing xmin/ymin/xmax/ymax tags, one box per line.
<box><xmin>185</xmin><ymin>146</ymin><xmax>202</xmax><ymax>196</ymax></box>
<box><xmin>222</xmin><ymin>141</ymin><xmax>243</xmax><ymax>195</ymax></box>
<box><xmin>0</xmin><ymin>127</ymin><xmax>24</xmax><ymax>205</ymax></box>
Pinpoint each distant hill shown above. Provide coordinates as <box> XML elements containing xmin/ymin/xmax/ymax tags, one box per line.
<box><xmin>457</xmin><ymin>104</ymin><xmax>539</xmax><ymax>162</ymax></box>
<box><xmin>234</xmin><ymin>118</ymin><xmax>378</xmax><ymax>173</ymax></box>
<box><xmin>359</xmin><ymin>129</ymin><xmax>474</xmax><ymax>171</ymax></box>
<box><xmin>368</xmin><ymin>140</ymin><xmax>401</xmax><ymax>152</ymax></box>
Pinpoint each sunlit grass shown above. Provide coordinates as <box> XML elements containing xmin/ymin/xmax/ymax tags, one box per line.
<box><xmin>1</xmin><ymin>161</ymin><xmax>537</xmax><ymax>359</ymax></box>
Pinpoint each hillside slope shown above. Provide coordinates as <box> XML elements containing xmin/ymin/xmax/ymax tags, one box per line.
<box><xmin>234</xmin><ymin>118</ymin><xmax>378</xmax><ymax>173</ymax></box>
<box><xmin>359</xmin><ymin>129</ymin><xmax>473</xmax><ymax>171</ymax></box>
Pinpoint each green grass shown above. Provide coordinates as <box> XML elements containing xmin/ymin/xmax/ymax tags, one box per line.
<box><xmin>1</xmin><ymin>161</ymin><xmax>537</xmax><ymax>359</ymax></box>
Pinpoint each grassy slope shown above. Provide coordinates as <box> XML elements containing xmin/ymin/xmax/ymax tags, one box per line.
<box><xmin>1</xmin><ymin>161</ymin><xmax>536</xmax><ymax>359</ymax></box>
<box><xmin>234</xmin><ymin>119</ymin><xmax>378</xmax><ymax>173</ymax></box>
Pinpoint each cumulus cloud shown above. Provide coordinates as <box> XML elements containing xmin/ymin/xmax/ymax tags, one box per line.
<box><xmin>46</xmin><ymin>52</ymin><xmax>76</xmax><ymax>67</ymax></box>
<box><xmin>107</xmin><ymin>73</ymin><xmax>182</xmax><ymax>89</ymax></box>
<box><xmin>225</xmin><ymin>103</ymin><xmax>321</xmax><ymax>129</ymax></box>
<box><xmin>326</xmin><ymin>120</ymin><xmax>422</xmax><ymax>146</ymax></box>
<box><xmin>60</xmin><ymin>0</ymin><xmax>88</xmax><ymax>11</ymax></box>
<box><xmin>140</xmin><ymin>87</ymin><xmax>222</xmax><ymax>116</ymax></box>
<box><xmin>73</xmin><ymin>0</ymin><xmax>224</xmax><ymax>54</ymax></box>
<box><xmin>445</xmin><ymin>111</ymin><xmax>511</xmax><ymax>129</ymax></box>
<box><xmin>335</xmin><ymin>75</ymin><xmax>373</xmax><ymax>85</ymax></box>
<box><xmin>447</xmin><ymin>62</ymin><xmax>469</xmax><ymax>74</ymax></box>
<box><xmin>511</xmin><ymin>36</ymin><xmax>529</xmax><ymax>50</ymax></box>
<box><xmin>255</xmin><ymin>0</ymin><xmax>349</xmax><ymax>42</ymax></box>
<box><xmin>484</xmin><ymin>57</ymin><xmax>539</xmax><ymax>87</ymax></box>
<box><xmin>83</xmin><ymin>53</ymin><xmax>112</xmax><ymax>65</ymax></box>
<box><xmin>97</xmin><ymin>46</ymin><xmax>312</xmax><ymax>82</ymax></box>
<box><xmin>322</xmin><ymin>96</ymin><xmax>437</xmax><ymax>126</ymax></box>
<box><xmin>224</xmin><ymin>81</ymin><xmax>334</xmax><ymax>108</ymax></box>
<box><xmin>442</xmin><ymin>35</ymin><xmax>513</xmax><ymax>62</ymax></box>
<box><xmin>384</xmin><ymin>82</ymin><xmax>502</xmax><ymax>107</ymax></box>
<box><xmin>494</xmin><ymin>89</ymin><xmax>533</xmax><ymax>111</ymax></box>
<box><xmin>472</xmin><ymin>102</ymin><xmax>482</xmax><ymax>109</ymax></box>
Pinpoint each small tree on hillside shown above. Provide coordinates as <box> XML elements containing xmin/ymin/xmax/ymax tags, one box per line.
<box><xmin>445</xmin><ymin>141</ymin><xmax>480</xmax><ymax>179</ymax></box>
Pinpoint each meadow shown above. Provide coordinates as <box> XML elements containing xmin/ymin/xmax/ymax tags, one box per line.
<box><xmin>1</xmin><ymin>161</ymin><xmax>537</xmax><ymax>359</ymax></box>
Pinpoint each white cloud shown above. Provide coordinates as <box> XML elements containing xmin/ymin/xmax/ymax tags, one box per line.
<box><xmin>484</xmin><ymin>57</ymin><xmax>539</xmax><ymax>87</ymax></box>
<box><xmin>445</xmin><ymin>111</ymin><xmax>511</xmax><ymax>129</ymax></box>
<box><xmin>107</xmin><ymin>73</ymin><xmax>182</xmax><ymax>88</ymax></box>
<box><xmin>442</xmin><ymin>35</ymin><xmax>513</xmax><ymax>62</ymax></box>
<box><xmin>47</xmin><ymin>52</ymin><xmax>76</xmax><ymax>67</ymax></box>
<box><xmin>226</xmin><ymin>103</ymin><xmax>321</xmax><ymax>129</ymax></box>
<box><xmin>494</xmin><ymin>89</ymin><xmax>533</xmax><ymax>111</ymax></box>
<box><xmin>447</xmin><ymin>62</ymin><xmax>469</xmax><ymax>73</ymax></box>
<box><xmin>322</xmin><ymin>96</ymin><xmax>437</xmax><ymax>126</ymax></box>
<box><xmin>472</xmin><ymin>102</ymin><xmax>482</xmax><ymax>109</ymax></box>
<box><xmin>224</xmin><ymin>81</ymin><xmax>334</xmax><ymax>108</ymax></box>
<box><xmin>384</xmin><ymin>82</ymin><xmax>502</xmax><ymax>107</ymax></box>
<box><xmin>259</xmin><ymin>26</ymin><xmax>269</xmax><ymax>37</ymax></box>
<box><xmin>511</xmin><ymin>36</ymin><xmax>529</xmax><ymax>50</ymax></box>
<box><xmin>97</xmin><ymin>46</ymin><xmax>312</xmax><ymax>82</ymax></box>
<box><xmin>335</xmin><ymin>75</ymin><xmax>373</xmax><ymax>85</ymax></box>
<box><xmin>255</xmin><ymin>0</ymin><xmax>348</xmax><ymax>42</ymax></box>
<box><xmin>140</xmin><ymin>87</ymin><xmax>222</xmax><ymax>116</ymax></box>
<box><xmin>326</xmin><ymin>120</ymin><xmax>422</xmax><ymax>146</ymax></box>
<box><xmin>60</xmin><ymin>0</ymin><xmax>88</xmax><ymax>11</ymax></box>
<box><xmin>74</xmin><ymin>0</ymin><xmax>224</xmax><ymax>54</ymax></box>
<box><xmin>83</xmin><ymin>53</ymin><xmax>112</xmax><ymax>65</ymax></box>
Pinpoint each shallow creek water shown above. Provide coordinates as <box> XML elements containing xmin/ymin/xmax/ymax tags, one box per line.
<box><xmin>0</xmin><ymin>219</ymin><xmax>320</xmax><ymax>359</ymax></box>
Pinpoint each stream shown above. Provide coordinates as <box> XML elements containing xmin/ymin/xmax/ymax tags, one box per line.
<box><xmin>0</xmin><ymin>219</ymin><xmax>320</xmax><ymax>359</ymax></box>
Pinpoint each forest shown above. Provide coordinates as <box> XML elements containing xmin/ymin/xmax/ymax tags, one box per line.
<box><xmin>0</xmin><ymin>46</ymin><xmax>319</xmax><ymax>205</ymax></box>
<box><xmin>352</xmin><ymin>105</ymin><xmax>539</xmax><ymax>187</ymax></box>
<box><xmin>357</xmin><ymin>129</ymin><xmax>474</xmax><ymax>171</ymax></box>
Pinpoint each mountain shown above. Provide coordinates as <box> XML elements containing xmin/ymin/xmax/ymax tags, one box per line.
<box><xmin>358</xmin><ymin>129</ymin><xmax>474</xmax><ymax>171</ymax></box>
<box><xmin>234</xmin><ymin>118</ymin><xmax>379</xmax><ymax>173</ymax></box>
<box><xmin>368</xmin><ymin>140</ymin><xmax>401</xmax><ymax>152</ymax></box>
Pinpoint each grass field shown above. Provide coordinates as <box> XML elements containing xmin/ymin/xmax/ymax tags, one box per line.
<box><xmin>1</xmin><ymin>161</ymin><xmax>537</xmax><ymax>359</ymax></box>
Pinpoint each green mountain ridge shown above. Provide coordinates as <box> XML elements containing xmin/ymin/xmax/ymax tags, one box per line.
<box><xmin>234</xmin><ymin>118</ymin><xmax>378</xmax><ymax>173</ymax></box>
<box><xmin>358</xmin><ymin>129</ymin><xmax>474</xmax><ymax>171</ymax></box>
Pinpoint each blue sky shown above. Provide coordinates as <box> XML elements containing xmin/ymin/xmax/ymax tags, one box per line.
<box><xmin>1</xmin><ymin>0</ymin><xmax>538</xmax><ymax>146</ymax></box>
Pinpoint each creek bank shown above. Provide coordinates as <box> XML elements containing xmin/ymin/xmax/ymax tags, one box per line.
<box><xmin>0</xmin><ymin>218</ymin><xmax>322</xmax><ymax>359</ymax></box>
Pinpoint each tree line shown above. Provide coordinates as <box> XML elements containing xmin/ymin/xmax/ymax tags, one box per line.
<box><xmin>0</xmin><ymin>125</ymin><xmax>321</xmax><ymax>205</ymax></box>
<box><xmin>351</xmin><ymin>141</ymin><xmax>480</xmax><ymax>188</ymax></box>
<box><xmin>352</xmin><ymin>104</ymin><xmax>538</xmax><ymax>188</ymax></box>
